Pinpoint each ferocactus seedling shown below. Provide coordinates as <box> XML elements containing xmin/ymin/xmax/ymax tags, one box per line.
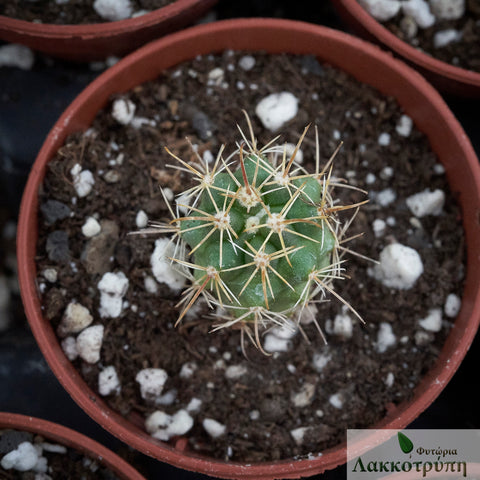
<box><xmin>149</xmin><ymin>113</ymin><xmax>365</xmax><ymax>351</ymax></box>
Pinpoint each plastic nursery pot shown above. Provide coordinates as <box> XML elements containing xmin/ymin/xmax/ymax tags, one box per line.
<box><xmin>17</xmin><ymin>18</ymin><xmax>480</xmax><ymax>480</ymax></box>
<box><xmin>0</xmin><ymin>0</ymin><xmax>216</xmax><ymax>62</ymax></box>
<box><xmin>0</xmin><ymin>412</ymin><xmax>146</xmax><ymax>479</ymax></box>
<box><xmin>330</xmin><ymin>0</ymin><xmax>480</xmax><ymax>97</ymax></box>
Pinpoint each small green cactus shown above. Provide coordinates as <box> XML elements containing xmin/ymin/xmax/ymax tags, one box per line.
<box><xmin>153</xmin><ymin>113</ymin><xmax>364</xmax><ymax>350</ymax></box>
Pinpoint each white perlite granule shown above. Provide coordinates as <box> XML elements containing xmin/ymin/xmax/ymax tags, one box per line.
<box><xmin>1</xmin><ymin>441</ymin><xmax>39</xmax><ymax>471</ymax></box>
<box><xmin>81</xmin><ymin>216</ymin><xmax>101</xmax><ymax>237</ymax></box>
<box><xmin>291</xmin><ymin>383</ymin><xmax>316</xmax><ymax>408</ymax></box>
<box><xmin>395</xmin><ymin>114</ymin><xmax>413</xmax><ymax>137</ymax></box>
<box><xmin>143</xmin><ymin>275</ymin><xmax>158</xmax><ymax>294</ymax></box>
<box><xmin>358</xmin><ymin>0</ymin><xmax>401</xmax><ymax>21</ymax></box>
<box><xmin>97</xmin><ymin>271</ymin><xmax>129</xmax><ymax>318</ymax></box>
<box><xmin>430</xmin><ymin>0</ymin><xmax>465</xmax><ymax>20</ymax></box>
<box><xmin>370</xmin><ymin>243</ymin><xmax>423</xmax><ymax>289</ymax></box>
<box><xmin>98</xmin><ymin>366</ymin><xmax>121</xmax><ymax>396</ymax></box>
<box><xmin>61</xmin><ymin>336</ymin><xmax>78</xmax><ymax>361</ymax></box>
<box><xmin>255</xmin><ymin>92</ymin><xmax>299</xmax><ymax>132</ymax></box>
<box><xmin>249</xmin><ymin>410</ymin><xmax>260</xmax><ymax>420</ymax></box>
<box><xmin>329</xmin><ymin>392</ymin><xmax>344</xmax><ymax>409</ymax></box>
<box><xmin>365</xmin><ymin>173</ymin><xmax>376</xmax><ymax>185</ymax></box>
<box><xmin>269</xmin><ymin>319</ymin><xmax>298</xmax><ymax>339</ymax></box>
<box><xmin>263</xmin><ymin>333</ymin><xmax>290</xmax><ymax>353</ymax></box>
<box><xmin>150</xmin><ymin>238</ymin><xmax>186</xmax><ymax>291</ymax></box>
<box><xmin>373</xmin><ymin>188</ymin><xmax>396</xmax><ymax>207</ymax></box>
<box><xmin>332</xmin><ymin>310</ymin><xmax>353</xmax><ymax>339</ymax></box>
<box><xmin>418</xmin><ymin>308</ymin><xmax>443</xmax><ymax>332</ymax></box>
<box><xmin>111</xmin><ymin>98</ymin><xmax>136</xmax><ymax>125</ymax></box>
<box><xmin>312</xmin><ymin>351</ymin><xmax>331</xmax><ymax>372</ymax></box>
<box><xmin>145</xmin><ymin>410</ymin><xmax>194</xmax><ymax>441</ymax></box>
<box><xmin>433</xmin><ymin>29</ymin><xmax>462</xmax><ymax>49</ymax></box>
<box><xmin>402</xmin><ymin>0</ymin><xmax>436</xmax><ymax>28</ymax></box>
<box><xmin>384</xmin><ymin>372</ymin><xmax>395</xmax><ymax>387</ymax></box>
<box><xmin>135</xmin><ymin>368</ymin><xmax>168</xmax><ymax>401</ymax></box>
<box><xmin>376</xmin><ymin>322</ymin><xmax>397</xmax><ymax>353</ymax></box>
<box><xmin>290</xmin><ymin>426</ymin><xmax>312</xmax><ymax>446</ymax></box>
<box><xmin>40</xmin><ymin>443</ymin><xmax>67</xmax><ymax>454</ymax></box>
<box><xmin>186</xmin><ymin>397</ymin><xmax>202</xmax><ymax>413</ymax></box>
<box><xmin>225</xmin><ymin>365</ymin><xmax>248</xmax><ymax>380</ymax></box>
<box><xmin>76</xmin><ymin>325</ymin><xmax>104</xmax><ymax>364</ymax></box>
<box><xmin>238</xmin><ymin>55</ymin><xmax>256</xmax><ymax>71</ymax></box>
<box><xmin>70</xmin><ymin>164</ymin><xmax>95</xmax><ymax>198</ymax></box>
<box><xmin>135</xmin><ymin>210</ymin><xmax>148</xmax><ymax>228</ymax></box>
<box><xmin>57</xmin><ymin>302</ymin><xmax>93</xmax><ymax>337</ymax></box>
<box><xmin>406</xmin><ymin>189</ymin><xmax>445</xmax><ymax>217</ymax></box>
<box><xmin>444</xmin><ymin>293</ymin><xmax>461</xmax><ymax>318</ymax></box>
<box><xmin>378</xmin><ymin>132</ymin><xmax>391</xmax><ymax>146</ymax></box>
<box><xmin>179</xmin><ymin>362</ymin><xmax>197</xmax><ymax>379</ymax></box>
<box><xmin>283</xmin><ymin>143</ymin><xmax>304</xmax><ymax>164</ymax></box>
<box><xmin>93</xmin><ymin>0</ymin><xmax>133</xmax><ymax>21</ymax></box>
<box><xmin>0</xmin><ymin>44</ymin><xmax>35</xmax><ymax>70</ymax></box>
<box><xmin>202</xmin><ymin>418</ymin><xmax>226</xmax><ymax>438</ymax></box>
<box><xmin>42</xmin><ymin>268</ymin><xmax>58</xmax><ymax>283</ymax></box>
<box><xmin>372</xmin><ymin>218</ymin><xmax>387</xmax><ymax>238</ymax></box>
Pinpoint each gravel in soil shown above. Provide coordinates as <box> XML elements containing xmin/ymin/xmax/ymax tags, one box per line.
<box><xmin>35</xmin><ymin>51</ymin><xmax>465</xmax><ymax>462</ymax></box>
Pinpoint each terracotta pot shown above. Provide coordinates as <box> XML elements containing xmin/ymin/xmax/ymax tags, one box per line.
<box><xmin>330</xmin><ymin>0</ymin><xmax>480</xmax><ymax>97</ymax></box>
<box><xmin>17</xmin><ymin>18</ymin><xmax>480</xmax><ymax>480</ymax></box>
<box><xmin>0</xmin><ymin>412</ymin><xmax>146</xmax><ymax>479</ymax></box>
<box><xmin>0</xmin><ymin>0</ymin><xmax>216</xmax><ymax>62</ymax></box>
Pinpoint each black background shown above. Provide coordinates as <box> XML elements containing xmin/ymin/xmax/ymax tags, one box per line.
<box><xmin>0</xmin><ymin>1</ymin><xmax>479</xmax><ymax>479</ymax></box>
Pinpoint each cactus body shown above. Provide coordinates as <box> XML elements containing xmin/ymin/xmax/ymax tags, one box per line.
<box><xmin>151</xmin><ymin>117</ymin><xmax>364</xmax><ymax>348</ymax></box>
<box><xmin>180</xmin><ymin>154</ymin><xmax>336</xmax><ymax>315</ymax></box>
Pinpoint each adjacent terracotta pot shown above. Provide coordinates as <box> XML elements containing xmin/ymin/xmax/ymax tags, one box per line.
<box><xmin>0</xmin><ymin>412</ymin><xmax>146</xmax><ymax>479</ymax></box>
<box><xmin>0</xmin><ymin>0</ymin><xmax>216</xmax><ymax>61</ymax></box>
<box><xmin>330</xmin><ymin>0</ymin><xmax>480</xmax><ymax>97</ymax></box>
<box><xmin>17</xmin><ymin>18</ymin><xmax>480</xmax><ymax>480</ymax></box>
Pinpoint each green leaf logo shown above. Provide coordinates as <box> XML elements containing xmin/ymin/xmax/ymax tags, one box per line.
<box><xmin>398</xmin><ymin>432</ymin><xmax>414</xmax><ymax>454</ymax></box>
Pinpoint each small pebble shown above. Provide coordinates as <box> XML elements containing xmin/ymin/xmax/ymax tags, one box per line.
<box><xmin>40</xmin><ymin>200</ymin><xmax>71</xmax><ymax>224</ymax></box>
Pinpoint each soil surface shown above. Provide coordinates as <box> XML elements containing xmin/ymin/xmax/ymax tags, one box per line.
<box><xmin>35</xmin><ymin>51</ymin><xmax>465</xmax><ymax>463</ymax></box>
<box><xmin>0</xmin><ymin>428</ymin><xmax>120</xmax><ymax>479</ymax></box>
<box><xmin>0</xmin><ymin>0</ymin><xmax>174</xmax><ymax>25</ymax></box>
<box><xmin>359</xmin><ymin>0</ymin><xmax>480</xmax><ymax>72</ymax></box>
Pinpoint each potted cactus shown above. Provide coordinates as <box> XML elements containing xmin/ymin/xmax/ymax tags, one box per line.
<box><xmin>17</xmin><ymin>18</ymin><xmax>480</xmax><ymax>480</ymax></box>
<box><xmin>146</xmin><ymin>114</ymin><xmax>365</xmax><ymax>353</ymax></box>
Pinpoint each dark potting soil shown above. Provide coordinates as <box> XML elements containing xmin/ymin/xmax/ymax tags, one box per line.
<box><xmin>0</xmin><ymin>0</ymin><xmax>174</xmax><ymax>25</ymax></box>
<box><xmin>0</xmin><ymin>428</ymin><xmax>120</xmax><ymax>479</ymax></box>
<box><xmin>35</xmin><ymin>51</ymin><xmax>465</xmax><ymax>463</ymax></box>
<box><xmin>360</xmin><ymin>0</ymin><xmax>480</xmax><ymax>72</ymax></box>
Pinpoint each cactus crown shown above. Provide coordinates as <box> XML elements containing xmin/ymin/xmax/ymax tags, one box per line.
<box><xmin>151</xmin><ymin>113</ymin><xmax>365</xmax><ymax>351</ymax></box>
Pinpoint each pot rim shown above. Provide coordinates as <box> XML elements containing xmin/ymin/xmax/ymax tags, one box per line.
<box><xmin>17</xmin><ymin>18</ymin><xmax>480</xmax><ymax>479</ymax></box>
<box><xmin>0</xmin><ymin>412</ymin><xmax>146</xmax><ymax>480</ymax></box>
<box><xmin>331</xmin><ymin>0</ymin><xmax>480</xmax><ymax>89</ymax></box>
<box><xmin>0</xmin><ymin>0</ymin><xmax>211</xmax><ymax>38</ymax></box>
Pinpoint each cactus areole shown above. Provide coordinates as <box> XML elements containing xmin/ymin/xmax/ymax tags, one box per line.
<box><xmin>153</xmin><ymin>116</ymin><xmax>364</xmax><ymax>348</ymax></box>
